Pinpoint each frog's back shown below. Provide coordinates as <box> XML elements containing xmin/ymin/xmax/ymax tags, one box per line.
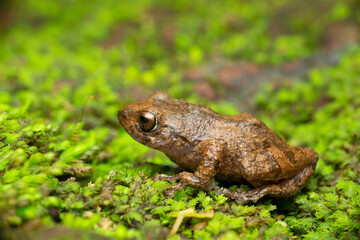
<box><xmin>205</xmin><ymin>112</ymin><xmax>285</xmax><ymax>153</ymax></box>
<box><xmin>206</xmin><ymin>111</ymin><xmax>317</xmax><ymax>184</ymax></box>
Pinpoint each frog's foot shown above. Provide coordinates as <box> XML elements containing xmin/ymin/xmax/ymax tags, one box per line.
<box><xmin>156</xmin><ymin>171</ymin><xmax>214</xmax><ymax>197</ymax></box>
<box><xmin>153</xmin><ymin>173</ymin><xmax>183</xmax><ymax>182</ymax></box>
<box><xmin>153</xmin><ymin>173</ymin><xmax>186</xmax><ymax>197</ymax></box>
<box><xmin>214</xmin><ymin>187</ymin><xmax>267</xmax><ymax>204</ymax></box>
<box><xmin>165</xmin><ymin>182</ymin><xmax>186</xmax><ymax>198</ymax></box>
<box><xmin>209</xmin><ymin>184</ymin><xmax>263</xmax><ymax>204</ymax></box>
<box><xmin>214</xmin><ymin>164</ymin><xmax>316</xmax><ymax>204</ymax></box>
<box><xmin>153</xmin><ymin>172</ymin><xmax>194</xmax><ymax>197</ymax></box>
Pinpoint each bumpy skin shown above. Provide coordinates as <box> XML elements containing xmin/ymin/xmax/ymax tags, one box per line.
<box><xmin>118</xmin><ymin>91</ymin><xmax>318</xmax><ymax>204</ymax></box>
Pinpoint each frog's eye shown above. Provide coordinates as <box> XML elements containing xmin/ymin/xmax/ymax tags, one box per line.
<box><xmin>139</xmin><ymin>112</ymin><xmax>157</xmax><ymax>132</ymax></box>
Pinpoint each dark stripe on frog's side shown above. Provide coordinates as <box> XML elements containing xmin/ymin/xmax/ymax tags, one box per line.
<box><xmin>276</xmin><ymin>144</ymin><xmax>296</xmax><ymax>164</ymax></box>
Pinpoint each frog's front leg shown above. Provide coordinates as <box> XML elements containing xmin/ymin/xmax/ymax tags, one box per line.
<box><xmin>154</xmin><ymin>139</ymin><xmax>225</xmax><ymax>197</ymax></box>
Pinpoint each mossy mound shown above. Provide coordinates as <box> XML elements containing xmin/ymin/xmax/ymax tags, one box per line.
<box><xmin>1</xmin><ymin>0</ymin><xmax>359</xmax><ymax>239</ymax></box>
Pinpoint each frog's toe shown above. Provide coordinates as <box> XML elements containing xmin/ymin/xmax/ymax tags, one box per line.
<box><xmin>153</xmin><ymin>173</ymin><xmax>181</xmax><ymax>182</ymax></box>
<box><xmin>164</xmin><ymin>189</ymin><xmax>175</xmax><ymax>198</ymax></box>
<box><xmin>235</xmin><ymin>196</ymin><xmax>260</xmax><ymax>204</ymax></box>
<box><xmin>153</xmin><ymin>173</ymin><xmax>163</xmax><ymax>181</ymax></box>
<box><xmin>220</xmin><ymin>188</ymin><xmax>267</xmax><ymax>204</ymax></box>
<box><xmin>234</xmin><ymin>195</ymin><xmax>256</xmax><ymax>204</ymax></box>
<box><xmin>165</xmin><ymin>182</ymin><xmax>186</xmax><ymax>198</ymax></box>
<box><xmin>235</xmin><ymin>197</ymin><xmax>247</xmax><ymax>204</ymax></box>
<box><xmin>205</xmin><ymin>182</ymin><xmax>218</xmax><ymax>191</ymax></box>
<box><xmin>241</xmin><ymin>189</ymin><xmax>268</xmax><ymax>203</ymax></box>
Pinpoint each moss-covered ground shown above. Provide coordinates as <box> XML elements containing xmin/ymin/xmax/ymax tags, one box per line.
<box><xmin>1</xmin><ymin>0</ymin><xmax>360</xmax><ymax>239</ymax></box>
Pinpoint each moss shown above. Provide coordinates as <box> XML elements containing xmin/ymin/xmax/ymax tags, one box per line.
<box><xmin>1</xmin><ymin>0</ymin><xmax>360</xmax><ymax>239</ymax></box>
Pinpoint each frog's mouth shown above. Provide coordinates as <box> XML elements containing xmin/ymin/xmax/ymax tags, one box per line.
<box><xmin>123</xmin><ymin>123</ymin><xmax>175</xmax><ymax>148</ymax></box>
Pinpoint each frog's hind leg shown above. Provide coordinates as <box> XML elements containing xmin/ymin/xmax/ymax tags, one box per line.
<box><xmin>213</xmin><ymin>162</ymin><xmax>317</xmax><ymax>204</ymax></box>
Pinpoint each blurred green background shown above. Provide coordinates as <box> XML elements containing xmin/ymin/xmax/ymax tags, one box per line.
<box><xmin>0</xmin><ymin>0</ymin><xmax>360</xmax><ymax>239</ymax></box>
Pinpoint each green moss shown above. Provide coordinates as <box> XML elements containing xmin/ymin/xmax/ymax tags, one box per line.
<box><xmin>1</xmin><ymin>0</ymin><xmax>360</xmax><ymax>239</ymax></box>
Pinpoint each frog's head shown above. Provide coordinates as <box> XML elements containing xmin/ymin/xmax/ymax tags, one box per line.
<box><xmin>118</xmin><ymin>90</ymin><xmax>194</xmax><ymax>153</ymax></box>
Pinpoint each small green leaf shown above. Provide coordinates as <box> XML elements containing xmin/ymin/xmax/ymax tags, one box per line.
<box><xmin>125</xmin><ymin>211</ymin><xmax>143</xmax><ymax>224</ymax></box>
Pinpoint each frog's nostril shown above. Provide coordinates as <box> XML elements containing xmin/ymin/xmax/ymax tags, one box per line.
<box><xmin>118</xmin><ymin>109</ymin><xmax>127</xmax><ymax>122</ymax></box>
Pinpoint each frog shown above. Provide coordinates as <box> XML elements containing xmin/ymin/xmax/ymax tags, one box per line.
<box><xmin>117</xmin><ymin>90</ymin><xmax>318</xmax><ymax>204</ymax></box>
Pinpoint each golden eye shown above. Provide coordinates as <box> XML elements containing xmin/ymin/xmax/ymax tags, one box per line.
<box><xmin>139</xmin><ymin>112</ymin><xmax>157</xmax><ymax>132</ymax></box>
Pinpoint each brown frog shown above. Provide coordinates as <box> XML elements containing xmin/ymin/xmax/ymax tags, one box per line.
<box><xmin>118</xmin><ymin>91</ymin><xmax>318</xmax><ymax>204</ymax></box>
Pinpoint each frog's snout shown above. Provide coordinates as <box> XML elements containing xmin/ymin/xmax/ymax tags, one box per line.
<box><xmin>117</xmin><ymin>108</ymin><xmax>129</xmax><ymax>126</ymax></box>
